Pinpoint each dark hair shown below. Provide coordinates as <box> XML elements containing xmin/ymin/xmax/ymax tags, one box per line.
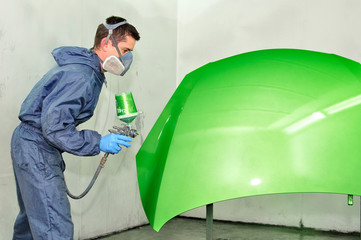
<box><xmin>93</xmin><ymin>16</ymin><xmax>140</xmax><ymax>49</ymax></box>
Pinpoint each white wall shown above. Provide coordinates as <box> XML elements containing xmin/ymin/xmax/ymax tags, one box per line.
<box><xmin>0</xmin><ymin>0</ymin><xmax>177</xmax><ymax>239</ymax></box>
<box><xmin>1</xmin><ymin>0</ymin><xmax>361</xmax><ymax>239</ymax></box>
<box><xmin>178</xmin><ymin>0</ymin><xmax>361</xmax><ymax>233</ymax></box>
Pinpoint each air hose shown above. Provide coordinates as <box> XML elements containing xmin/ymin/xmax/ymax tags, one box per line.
<box><xmin>65</xmin><ymin>125</ymin><xmax>138</xmax><ymax>200</ymax></box>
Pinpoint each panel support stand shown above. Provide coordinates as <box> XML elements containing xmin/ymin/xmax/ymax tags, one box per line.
<box><xmin>206</xmin><ymin>203</ymin><xmax>213</xmax><ymax>240</ymax></box>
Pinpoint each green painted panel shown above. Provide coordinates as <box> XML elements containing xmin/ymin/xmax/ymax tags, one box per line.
<box><xmin>136</xmin><ymin>49</ymin><xmax>361</xmax><ymax>231</ymax></box>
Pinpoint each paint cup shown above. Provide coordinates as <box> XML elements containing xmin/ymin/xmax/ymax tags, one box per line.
<box><xmin>115</xmin><ymin>92</ymin><xmax>138</xmax><ymax>125</ymax></box>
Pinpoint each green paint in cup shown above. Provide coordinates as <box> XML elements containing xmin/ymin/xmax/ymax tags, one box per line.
<box><xmin>115</xmin><ymin>92</ymin><xmax>138</xmax><ymax>125</ymax></box>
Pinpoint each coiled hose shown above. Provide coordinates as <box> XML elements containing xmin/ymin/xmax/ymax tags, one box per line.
<box><xmin>65</xmin><ymin>125</ymin><xmax>138</xmax><ymax>200</ymax></box>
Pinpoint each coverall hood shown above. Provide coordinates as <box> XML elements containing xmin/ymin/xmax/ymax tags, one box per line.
<box><xmin>52</xmin><ymin>46</ymin><xmax>104</xmax><ymax>82</ymax></box>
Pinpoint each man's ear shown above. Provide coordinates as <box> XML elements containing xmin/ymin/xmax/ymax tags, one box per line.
<box><xmin>100</xmin><ymin>38</ymin><xmax>112</xmax><ymax>52</ymax></box>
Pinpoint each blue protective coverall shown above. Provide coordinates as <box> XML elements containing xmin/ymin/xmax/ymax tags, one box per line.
<box><xmin>11</xmin><ymin>46</ymin><xmax>105</xmax><ymax>239</ymax></box>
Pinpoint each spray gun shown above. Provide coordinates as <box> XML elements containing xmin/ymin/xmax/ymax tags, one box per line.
<box><xmin>99</xmin><ymin>124</ymin><xmax>138</xmax><ymax>168</ymax></box>
<box><xmin>66</xmin><ymin>92</ymin><xmax>139</xmax><ymax>199</ymax></box>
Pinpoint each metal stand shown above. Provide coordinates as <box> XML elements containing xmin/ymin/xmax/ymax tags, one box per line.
<box><xmin>206</xmin><ymin>203</ymin><xmax>213</xmax><ymax>240</ymax></box>
<box><xmin>206</xmin><ymin>196</ymin><xmax>361</xmax><ymax>239</ymax></box>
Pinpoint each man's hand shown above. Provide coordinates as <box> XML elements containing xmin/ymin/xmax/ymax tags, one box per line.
<box><xmin>100</xmin><ymin>134</ymin><xmax>132</xmax><ymax>154</ymax></box>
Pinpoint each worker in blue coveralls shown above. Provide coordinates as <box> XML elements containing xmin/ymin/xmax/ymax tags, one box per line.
<box><xmin>10</xmin><ymin>16</ymin><xmax>140</xmax><ymax>239</ymax></box>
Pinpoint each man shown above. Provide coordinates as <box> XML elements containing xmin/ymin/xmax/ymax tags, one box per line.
<box><xmin>11</xmin><ymin>16</ymin><xmax>140</xmax><ymax>239</ymax></box>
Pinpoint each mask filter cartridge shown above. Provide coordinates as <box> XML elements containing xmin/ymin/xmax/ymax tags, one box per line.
<box><xmin>103</xmin><ymin>55</ymin><xmax>125</xmax><ymax>75</ymax></box>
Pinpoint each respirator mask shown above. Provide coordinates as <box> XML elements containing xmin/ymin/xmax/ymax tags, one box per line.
<box><xmin>102</xmin><ymin>21</ymin><xmax>133</xmax><ymax>76</ymax></box>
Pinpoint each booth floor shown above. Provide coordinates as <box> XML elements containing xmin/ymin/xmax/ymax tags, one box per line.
<box><xmin>95</xmin><ymin>217</ymin><xmax>359</xmax><ymax>240</ymax></box>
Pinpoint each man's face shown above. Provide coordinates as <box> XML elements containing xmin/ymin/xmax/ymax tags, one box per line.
<box><xmin>111</xmin><ymin>35</ymin><xmax>136</xmax><ymax>58</ymax></box>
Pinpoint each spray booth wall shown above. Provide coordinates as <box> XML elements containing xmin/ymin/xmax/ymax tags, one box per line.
<box><xmin>1</xmin><ymin>0</ymin><xmax>361</xmax><ymax>239</ymax></box>
<box><xmin>0</xmin><ymin>0</ymin><xmax>177</xmax><ymax>239</ymax></box>
<box><xmin>177</xmin><ymin>0</ymin><xmax>361</xmax><ymax>233</ymax></box>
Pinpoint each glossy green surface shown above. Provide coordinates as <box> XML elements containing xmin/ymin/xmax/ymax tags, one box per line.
<box><xmin>136</xmin><ymin>49</ymin><xmax>361</xmax><ymax>231</ymax></box>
